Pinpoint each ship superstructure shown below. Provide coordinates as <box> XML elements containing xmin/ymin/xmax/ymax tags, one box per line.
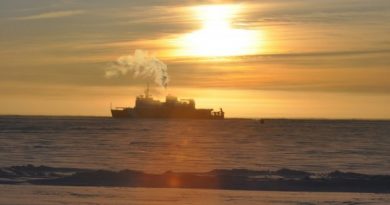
<box><xmin>111</xmin><ymin>86</ymin><xmax>224</xmax><ymax>119</ymax></box>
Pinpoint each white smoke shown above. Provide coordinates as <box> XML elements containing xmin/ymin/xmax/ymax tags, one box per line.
<box><xmin>106</xmin><ymin>50</ymin><xmax>169</xmax><ymax>88</ymax></box>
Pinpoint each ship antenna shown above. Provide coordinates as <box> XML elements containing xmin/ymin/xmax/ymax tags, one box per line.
<box><xmin>145</xmin><ymin>83</ymin><xmax>150</xmax><ymax>98</ymax></box>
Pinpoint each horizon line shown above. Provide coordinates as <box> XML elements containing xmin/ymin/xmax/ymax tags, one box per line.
<box><xmin>0</xmin><ymin>114</ymin><xmax>389</xmax><ymax>121</ymax></box>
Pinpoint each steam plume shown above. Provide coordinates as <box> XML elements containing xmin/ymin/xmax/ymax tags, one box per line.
<box><xmin>106</xmin><ymin>50</ymin><xmax>169</xmax><ymax>88</ymax></box>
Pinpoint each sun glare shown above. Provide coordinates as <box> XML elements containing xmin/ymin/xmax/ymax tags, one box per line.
<box><xmin>176</xmin><ymin>4</ymin><xmax>261</xmax><ymax>57</ymax></box>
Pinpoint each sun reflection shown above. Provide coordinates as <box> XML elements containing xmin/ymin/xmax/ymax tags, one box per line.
<box><xmin>175</xmin><ymin>4</ymin><xmax>262</xmax><ymax>57</ymax></box>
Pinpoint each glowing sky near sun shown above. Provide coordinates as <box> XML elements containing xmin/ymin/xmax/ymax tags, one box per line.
<box><xmin>176</xmin><ymin>4</ymin><xmax>260</xmax><ymax>57</ymax></box>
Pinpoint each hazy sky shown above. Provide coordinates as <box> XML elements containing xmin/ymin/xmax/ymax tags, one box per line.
<box><xmin>1</xmin><ymin>0</ymin><xmax>389</xmax><ymax>118</ymax></box>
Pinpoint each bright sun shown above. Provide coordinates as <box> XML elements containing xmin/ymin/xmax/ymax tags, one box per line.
<box><xmin>177</xmin><ymin>4</ymin><xmax>261</xmax><ymax>57</ymax></box>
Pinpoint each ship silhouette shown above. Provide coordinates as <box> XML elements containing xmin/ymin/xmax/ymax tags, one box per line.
<box><xmin>111</xmin><ymin>85</ymin><xmax>224</xmax><ymax>119</ymax></box>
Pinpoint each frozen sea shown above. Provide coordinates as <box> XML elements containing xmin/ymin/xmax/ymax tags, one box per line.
<box><xmin>0</xmin><ymin>116</ymin><xmax>389</xmax><ymax>204</ymax></box>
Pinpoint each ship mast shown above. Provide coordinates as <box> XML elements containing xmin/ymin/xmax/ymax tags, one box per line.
<box><xmin>145</xmin><ymin>83</ymin><xmax>150</xmax><ymax>98</ymax></box>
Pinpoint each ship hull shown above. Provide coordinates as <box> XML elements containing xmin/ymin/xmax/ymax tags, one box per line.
<box><xmin>111</xmin><ymin>108</ymin><xmax>224</xmax><ymax>119</ymax></box>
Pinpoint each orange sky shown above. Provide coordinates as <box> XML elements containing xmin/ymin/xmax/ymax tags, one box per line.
<box><xmin>0</xmin><ymin>0</ymin><xmax>389</xmax><ymax>118</ymax></box>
